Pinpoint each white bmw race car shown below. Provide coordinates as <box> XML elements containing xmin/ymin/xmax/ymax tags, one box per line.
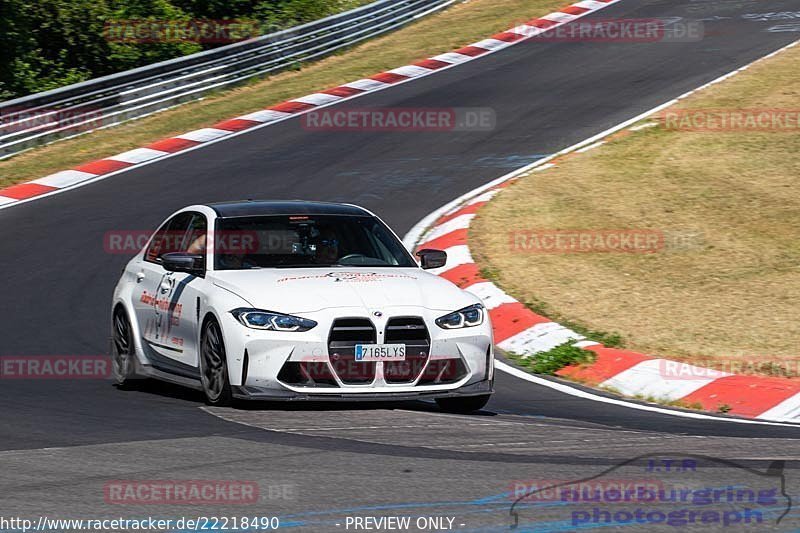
<box><xmin>111</xmin><ymin>201</ymin><xmax>494</xmax><ymax>411</ymax></box>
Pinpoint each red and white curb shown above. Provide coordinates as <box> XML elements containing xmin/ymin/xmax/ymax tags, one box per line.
<box><xmin>407</xmin><ymin>39</ymin><xmax>800</xmax><ymax>424</ymax></box>
<box><xmin>0</xmin><ymin>0</ymin><xmax>623</xmax><ymax>209</ymax></box>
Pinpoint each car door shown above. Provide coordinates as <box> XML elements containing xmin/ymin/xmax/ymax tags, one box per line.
<box><xmin>131</xmin><ymin>212</ymin><xmax>200</xmax><ymax>369</ymax></box>
<box><xmin>131</xmin><ymin>214</ymin><xmax>188</xmax><ymax>357</ymax></box>
<box><xmin>156</xmin><ymin>212</ymin><xmax>208</xmax><ymax>368</ymax></box>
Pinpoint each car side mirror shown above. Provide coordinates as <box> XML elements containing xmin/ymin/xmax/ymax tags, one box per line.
<box><xmin>161</xmin><ymin>252</ymin><xmax>204</xmax><ymax>275</ymax></box>
<box><xmin>416</xmin><ymin>248</ymin><xmax>447</xmax><ymax>270</ymax></box>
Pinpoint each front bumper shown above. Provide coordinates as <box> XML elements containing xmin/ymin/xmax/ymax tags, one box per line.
<box><xmin>219</xmin><ymin>305</ymin><xmax>494</xmax><ymax>398</ymax></box>
<box><xmin>232</xmin><ymin>377</ymin><xmax>493</xmax><ymax>401</ymax></box>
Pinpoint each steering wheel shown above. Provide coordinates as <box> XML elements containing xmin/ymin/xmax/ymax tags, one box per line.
<box><xmin>337</xmin><ymin>253</ymin><xmax>369</xmax><ymax>263</ymax></box>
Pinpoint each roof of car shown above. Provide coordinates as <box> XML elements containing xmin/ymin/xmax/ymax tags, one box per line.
<box><xmin>207</xmin><ymin>200</ymin><xmax>372</xmax><ymax>218</ymax></box>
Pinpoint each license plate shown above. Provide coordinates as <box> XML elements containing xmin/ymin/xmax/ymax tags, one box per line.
<box><xmin>354</xmin><ymin>344</ymin><xmax>406</xmax><ymax>362</ymax></box>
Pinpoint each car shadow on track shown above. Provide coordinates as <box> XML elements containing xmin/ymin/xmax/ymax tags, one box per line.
<box><xmin>115</xmin><ymin>378</ymin><xmax>499</xmax><ymax>416</ymax></box>
<box><xmin>235</xmin><ymin>400</ymin><xmax>498</xmax><ymax>417</ymax></box>
<box><xmin>113</xmin><ymin>378</ymin><xmax>206</xmax><ymax>403</ymax></box>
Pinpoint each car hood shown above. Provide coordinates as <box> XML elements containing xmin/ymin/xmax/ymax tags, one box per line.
<box><xmin>210</xmin><ymin>267</ymin><xmax>477</xmax><ymax>314</ymax></box>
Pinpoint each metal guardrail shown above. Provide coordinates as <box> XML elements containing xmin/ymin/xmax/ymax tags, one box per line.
<box><xmin>0</xmin><ymin>0</ymin><xmax>453</xmax><ymax>159</ymax></box>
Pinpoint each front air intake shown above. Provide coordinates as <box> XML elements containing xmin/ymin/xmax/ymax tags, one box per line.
<box><xmin>328</xmin><ymin>318</ymin><xmax>376</xmax><ymax>384</ymax></box>
<box><xmin>417</xmin><ymin>358</ymin><xmax>468</xmax><ymax>385</ymax></box>
<box><xmin>277</xmin><ymin>362</ymin><xmax>339</xmax><ymax>387</ymax></box>
<box><xmin>383</xmin><ymin>317</ymin><xmax>430</xmax><ymax>383</ymax></box>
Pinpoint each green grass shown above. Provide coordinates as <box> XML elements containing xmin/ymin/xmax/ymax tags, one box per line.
<box><xmin>506</xmin><ymin>342</ymin><xmax>596</xmax><ymax>376</ymax></box>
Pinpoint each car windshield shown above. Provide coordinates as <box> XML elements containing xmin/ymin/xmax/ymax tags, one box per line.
<box><xmin>213</xmin><ymin>214</ymin><xmax>417</xmax><ymax>270</ymax></box>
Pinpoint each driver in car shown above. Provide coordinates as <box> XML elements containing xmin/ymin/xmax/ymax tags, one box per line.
<box><xmin>188</xmin><ymin>232</ymin><xmax>258</xmax><ymax>269</ymax></box>
<box><xmin>313</xmin><ymin>227</ymin><xmax>340</xmax><ymax>265</ymax></box>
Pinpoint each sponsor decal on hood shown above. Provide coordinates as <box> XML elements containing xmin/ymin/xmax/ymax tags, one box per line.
<box><xmin>276</xmin><ymin>271</ymin><xmax>418</xmax><ymax>283</ymax></box>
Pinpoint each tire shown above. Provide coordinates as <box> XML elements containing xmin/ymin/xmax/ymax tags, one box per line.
<box><xmin>200</xmin><ymin>317</ymin><xmax>233</xmax><ymax>406</ymax></box>
<box><xmin>111</xmin><ymin>307</ymin><xmax>136</xmax><ymax>387</ymax></box>
<box><xmin>435</xmin><ymin>394</ymin><xmax>491</xmax><ymax>414</ymax></box>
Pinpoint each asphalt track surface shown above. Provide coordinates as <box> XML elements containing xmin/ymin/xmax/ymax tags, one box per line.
<box><xmin>2</xmin><ymin>0</ymin><xmax>800</xmax><ymax>530</ymax></box>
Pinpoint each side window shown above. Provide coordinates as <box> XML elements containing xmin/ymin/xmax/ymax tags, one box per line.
<box><xmin>369</xmin><ymin>220</ymin><xmax>407</xmax><ymax>265</ymax></box>
<box><xmin>184</xmin><ymin>214</ymin><xmax>208</xmax><ymax>269</ymax></box>
<box><xmin>144</xmin><ymin>212</ymin><xmax>194</xmax><ymax>264</ymax></box>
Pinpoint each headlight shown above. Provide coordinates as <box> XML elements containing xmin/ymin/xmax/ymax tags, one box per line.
<box><xmin>231</xmin><ymin>308</ymin><xmax>317</xmax><ymax>332</ymax></box>
<box><xmin>436</xmin><ymin>303</ymin><xmax>485</xmax><ymax>329</ymax></box>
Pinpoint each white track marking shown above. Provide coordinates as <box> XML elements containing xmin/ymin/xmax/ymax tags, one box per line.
<box><xmin>508</xmin><ymin>25</ymin><xmax>543</xmax><ymax>37</ymax></box>
<box><xmin>574</xmin><ymin>0</ymin><xmax>608</xmax><ymax>9</ymax></box>
<box><xmin>292</xmin><ymin>93</ymin><xmax>343</xmax><ymax>106</ymax></box>
<box><xmin>430</xmin><ymin>52</ymin><xmax>473</xmax><ymax>64</ymax></box>
<box><xmin>418</xmin><ymin>213</ymin><xmax>474</xmax><ymax>243</ymax></box>
<box><xmin>176</xmin><ymin>128</ymin><xmax>231</xmax><ymax>142</ymax></box>
<box><xmin>629</xmin><ymin>122</ymin><xmax>658</xmax><ymax>131</ymax></box>
<box><xmin>387</xmin><ymin>65</ymin><xmax>433</xmax><ymax>78</ymax></box>
<box><xmin>757</xmin><ymin>394</ymin><xmax>800</xmax><ymax>422</ymax></box>
<box><xmin>236</xmin><ymin>109</ymin><xmax>292</xmax><ymax>123</ymax></box>
<box><xmin>428</xmin><ymin>245</ymin><xmax>472</xmax><ymax>274</ymax></box>
<box><xmin>470</xmin><ymin>38</ymin><xmax>511</xmax><ymax>51</ymax></box>
<box><xmin>464</xmin><ymin>282</ymin><xmax>517</xmax><ymax>309</ymax></box>
<box><xmin>32</xmin><ymin>170</ymin><xmax>96</xmax><ymax>188</ymax></box>
<box><xmin>573</xmin><ymin>340</ymin><xmax>601</xmax><ymax>348</ymax></box>
<box><xmin>466</xmin><ymin>190</ymin><xmax>500</xmax><ymax>205</ymax></box>
<box><xmin>498</xmin><ymin>322</ymin><xmax>584</xmax><ymax>355</ymax></box>
<box><xmin>341</xmin><ymin>78</ymin><xmax>391</xmax><ymax>91</ymax></box>
<box><xmin>541</xmin><ymin>12</ymin><xmax>579</xmax><ymax>23</ymax></box>
<box><xmin>600</xmin><ymin>359</ymin><xmax>730</xmax><ymax>401</ymax></box>
<box><xmin>107</xmin><ymin>148</ymin><xmax>169</xmax><ymax>164</ymax></box>
<box><xmin>575</xmin><ymin>140</ymin><xmax>606</xmax><ymax>153</ymax></box>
